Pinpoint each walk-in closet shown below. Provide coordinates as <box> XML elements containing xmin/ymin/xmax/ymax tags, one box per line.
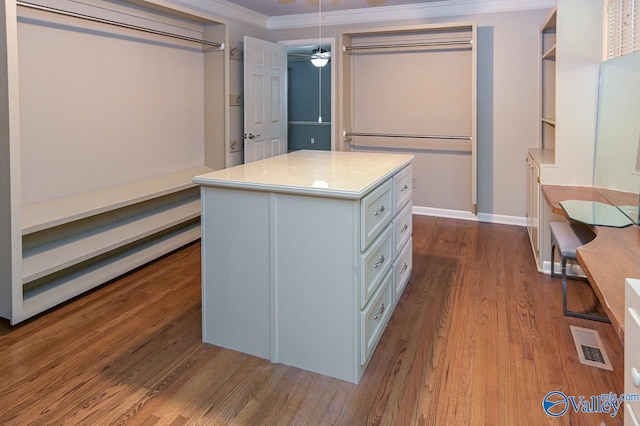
<box><xmin>340</xmin><ymin>23</ymin><xmax>477</xmax><ymax>213</ymax></box>
<box><xmin>0</xmin><ymin>0</ymin><xmax>227</xmax><ymax>324</ymax></box>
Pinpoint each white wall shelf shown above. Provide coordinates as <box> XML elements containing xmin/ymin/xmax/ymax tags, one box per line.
<box><xmin>22</xmin><ymin>165</ymin><xmax>212</xmax><ymax>235</ymax></box>
<box><xmin>22</xmin><ymin>222</ymin><xmax>201</xmax><ymax>319</ymax></box>
<box><xmin>22</xmin><ymin>196</ymin><xmax>200</xmax><ymax>283</ymax></box>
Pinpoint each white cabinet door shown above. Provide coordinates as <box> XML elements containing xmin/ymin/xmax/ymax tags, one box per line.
<box><xmin>626</xmin><ymin>279</ymin><xmax>640</xmax><ymax>426</ymax></box>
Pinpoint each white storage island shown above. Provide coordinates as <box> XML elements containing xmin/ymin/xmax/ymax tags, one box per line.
<box><xmin>193</xmin><ymin>150</ymin><xmax>413</xmax><ymax>384</ymax></box>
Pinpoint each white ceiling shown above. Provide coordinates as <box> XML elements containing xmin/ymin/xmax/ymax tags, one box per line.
<box><xmin>221</xmin><ymin>0</ymin><xmax>442</xmax><ymax>17</ymax></box>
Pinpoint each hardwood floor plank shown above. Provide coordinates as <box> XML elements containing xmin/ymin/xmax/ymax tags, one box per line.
<box><xmin>0</xmin><ymin>217</ymin><xmax>625</xmax><ymax>425</ymax></box>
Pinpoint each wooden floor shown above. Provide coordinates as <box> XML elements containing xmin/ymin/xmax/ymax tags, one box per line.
<box><xmin>0</xmin><ymin>216</ymin><xmax>624</xmax><ymax>425</ymax></box>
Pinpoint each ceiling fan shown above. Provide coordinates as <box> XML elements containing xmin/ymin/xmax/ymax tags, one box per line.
<box><xmin>288</xmin><ymin>48</ymin><xmax>331</xmax><ymax>66</ymax></box>
<box><xmin>278</xmin><ymin>0</ymin><xmax>388</xmax><ymax>6</ymax></box>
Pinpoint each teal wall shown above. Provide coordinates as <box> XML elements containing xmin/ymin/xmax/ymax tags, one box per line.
<box><xmin>287</xmin><ymin>59</ymin><xmax>331</xmax><ymax>151</ymax></box>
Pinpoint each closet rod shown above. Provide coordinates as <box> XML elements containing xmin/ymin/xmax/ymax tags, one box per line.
<box><xmin>344</xmin><ymin>131</ymin><xmax>472</xmax><ymax>141</ymax></box>
<box><xmin>16</xmin><ymin>0</ymin><xmax>223</xmax><ymax>49</ymax></box>
<box><xmin>343</xmin><ymin>39</ymin><xmax>471</xmax><ymax>52</ymax></box>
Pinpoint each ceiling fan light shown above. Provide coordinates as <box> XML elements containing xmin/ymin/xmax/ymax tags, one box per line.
<box><xmin>311</xmin><ymin>56</ymin><xmax>329</xmax><ymax>67</ymax></box>
<box><xmin>311</xmin><ymin>48</ymin><xmax>330</xmax><ymax>67</ymax></box>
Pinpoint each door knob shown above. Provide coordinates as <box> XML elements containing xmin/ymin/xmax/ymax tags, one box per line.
<box><xmin>246</xmin><ymin>133</ymin><xmax>260</xmax><ymax>140</ymax></box>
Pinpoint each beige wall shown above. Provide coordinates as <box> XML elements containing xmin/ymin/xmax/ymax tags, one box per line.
<box><xmin>17</xmin><ymin>1</ymin><xmax>211</xmax><ymax>204</ymax></box>
<box><xmin>268</xmin><ymin>8</ymin><xmax>549</xmax><ymax>218</ymax></box>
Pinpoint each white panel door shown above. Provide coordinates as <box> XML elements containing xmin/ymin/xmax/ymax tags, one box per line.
<box><xmin>243</xmin><ymin>36</ymin><xmax>287</xmax><ymax>163</ymax></box>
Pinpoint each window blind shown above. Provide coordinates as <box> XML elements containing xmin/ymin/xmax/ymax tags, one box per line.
<box><xmin>607</xmin><ymin>0</ymin><xmax>640</xmax><ymax>59</ymax></box>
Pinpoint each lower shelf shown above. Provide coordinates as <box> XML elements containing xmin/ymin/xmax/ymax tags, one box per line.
<box><xmin>19</xmin><ymin>221</ymin><xmax>200</xmax><ymax>323</ymax></box>
<box><xmin>22</xmin><ymin>195</ymin><xmax>201</xmax><ymax>283</ymax></box>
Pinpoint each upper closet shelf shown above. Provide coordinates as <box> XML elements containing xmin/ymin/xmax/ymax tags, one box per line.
<box><xmin>22</xmin><ymin>165</ymin><xmax>213</xmax><ymax>235</ymax></box>
<box><xmin>342</xmin><ymin>39</ymin><xmax>472</xmax><ymax>53</ymax></box>
<box><xmin>17</xmin><ymin>0</ymin><xmax>224</xmax><ymax>49</ymax></box>
<box><xmin>344</xmin><ymin>131</ymin><xmax>471</xmax><ymax>140</ymax></box>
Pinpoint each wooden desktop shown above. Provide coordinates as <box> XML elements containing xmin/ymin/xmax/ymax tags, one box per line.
<box><xmin>542</xmin><ymin>185</ymin><xmax>640</xmax><ymax>342</ymax></box>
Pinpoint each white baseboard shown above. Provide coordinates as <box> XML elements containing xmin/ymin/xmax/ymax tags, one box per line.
<box><xmin>412</xmin><ymin>206</ymin><xmax>527</xmax><ymax>227</ymax></box>
<box><xmin>542</xmin><ymin>260</ymin><xmax>586</xmax><ymax>277</ymax></box>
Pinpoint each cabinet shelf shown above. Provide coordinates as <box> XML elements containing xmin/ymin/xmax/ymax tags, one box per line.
<box><xmin>543</xmin><ymin>45</ymin><xmax>556</xmax><ymax>60</ymax></box>
<box><xmin>542</xmin><ymin>10</ymin><xmax>557</xmax><ymax>32</ymax></box>
<box><xmin>528</xmin><ymin>147</ymin><xmax>555</xmax><ymax>167</ymax></box>
<box><xmin>22</xmin><ymin>165</ymin><xmax>212</xmax><ymax>235</ymax></box>
<box><xmin>22</xmin><ymin>197</ymin><xmax>201</xmax><ymax>284</ymax></box>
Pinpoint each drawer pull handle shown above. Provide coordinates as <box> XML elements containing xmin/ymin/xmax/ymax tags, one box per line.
<box><xmin>401</xmin><ymin>224</ymin><xmax>408</xmax><ymax>233</ymax></box>
<box><xmin>374</xmin><ymin>255</ymin><xmax>385</xmax><ymax>268</ymax></box>
<box><xmin>374</xmin><ymin>304</ymin><xmax>385</xmax><ymax>320</ymax></box>
<box><xmin>632</xmin><ymin>367</ymin><xmax>640</xmax><ymax>388</ymax></box>
<box><xmin>400</xmin><ymin>184</ymin><xmax>408</xmax><ymax>192</ymax></box>
<box><xmin>401</xmin><ymin>262</ymin><xmax>408</xmax><ymax>273</ymax></box>
<box><xmin>374</xmin><ymin>205</ymin><xmax>385</xmax><ymax>216</ymax></box>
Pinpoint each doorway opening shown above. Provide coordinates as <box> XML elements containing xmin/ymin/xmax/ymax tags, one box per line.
<box><xmin>281</xmin><ymin>38</ymin><xmax>336</xmax><ymax>151</ymax></box>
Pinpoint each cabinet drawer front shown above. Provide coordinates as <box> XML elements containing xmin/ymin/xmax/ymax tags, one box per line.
<box><xmin>360</xmin><ymin>269</ymin><xmax>393</xmax><ymax>366</ymax></box>
<box><xmin>361</xmin><ymin>179</ymin><xmax>393</xmax><ymax>251</ymax></box>
<box><xmin>361</xmin><ymin>225</ymin><xmax>393</xmax><ymax>309</ymax></box>
<box><xmin>393</xmin><ymin>202</ymin><xmax>412</xmax><ymax>256</ymax></box>
<box><xmin>393</xmin><ymin>165</ymin><xmax>412</xmax><ymax>214</ymax></box>
<box><xmin>393</xmin><ymin>237</ymin><xmax>413</xmax><ymax>303</ymax></box>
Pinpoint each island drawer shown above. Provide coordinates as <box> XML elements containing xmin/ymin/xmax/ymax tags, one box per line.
<box><xmin>360</xmin><ymin>269</ymin><xmax>393</xmax><ymax>366</ymax></box>
<box><xmin>393</xmin><ymin>165</ymin><xmax>412</xmax><ymax>214</ymax></box>
<box><xmin>360</xmin><ymin>225</ymin><xmax>393</xmax><ymax>309</ymax></box>
<box><xmin>361</xmin><ymin>179</ymin><xmax>393</xmax><ymax>251</ymax></box>
<box><xmin>393</xmin><ymin>237</ymin><xmax>413</xmax><ymax>304</ymax></box>
<box><xmin>393</xmin><ymin>202</ymin><xmax>412</xmax><ymax>256</ymax></box>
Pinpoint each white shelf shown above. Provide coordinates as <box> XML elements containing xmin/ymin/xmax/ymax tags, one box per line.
<box><xmin>541</xmin><ymin>8</ymin><xmax>557</xmax><ymax>32</ymax></box>
<box><xmin>22</xmin><ymin>197</ymin><xmax>200</xmax><ymax>283</ymax></box>
<box><xmin>22</xmin><ymin>165</ymin><xmax>213</xmax><ymax>235</ymax></box>
<box><xmin>528</xmin><ymin>147</ymin><xmax>556</xmax><ymax>167</ymax></box>
<box><xmin>541</xmin><ymin>117</ymin><xmax>556</xmax><ymax>126</ymax></box>
<box><xmin>543</xmin><ymin>45</ymin><xmax>556</xmax><ymax>60</ymax></box>
<box><xmin>21</xmin><ymin>222</ymin><xmax>201</xmax><ymax>321</ymax></box>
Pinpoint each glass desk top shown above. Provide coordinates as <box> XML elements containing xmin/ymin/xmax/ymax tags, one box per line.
<box><xmin>560</xmin><ymin>200</ymin><xmax>634</xmax><ymax>228</ymax></box>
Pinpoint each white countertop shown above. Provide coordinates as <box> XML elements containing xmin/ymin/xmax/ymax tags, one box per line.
<box><xmin>193</xmin><ymin>150</ymin><xmax>414</xmax><ymax>199</ymax></box>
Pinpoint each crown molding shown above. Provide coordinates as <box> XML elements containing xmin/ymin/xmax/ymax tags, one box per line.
<box><xmin>268</xmin><ymin>0</ymin><xmax>557</xmax><ymax>30</ymax></box>
<box><xmin>167</xmin><ymin>0</ymin><xmax>556</xmax><ymax>30</ymax></box>
<box><xmin>169</xmin><ymin>0</ymin><xmax>269</xmax><ymax>28</ymax></box>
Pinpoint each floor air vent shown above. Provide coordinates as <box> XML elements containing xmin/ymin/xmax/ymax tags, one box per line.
<box><xmin>570</xmin><ymin>326</ymin><xmax>613</xmax><ymax>371</ymax></box>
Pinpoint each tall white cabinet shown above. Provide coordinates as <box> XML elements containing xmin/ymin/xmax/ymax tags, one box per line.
<box><xmin>0</xmin><ymin>0</ymin><xmax>228</xmax><ymax>324</ymax></box>
<box><xmin>527</xmin><ymin>0</ymin><xmax>604</xmax><ymax>271</ymax></box>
